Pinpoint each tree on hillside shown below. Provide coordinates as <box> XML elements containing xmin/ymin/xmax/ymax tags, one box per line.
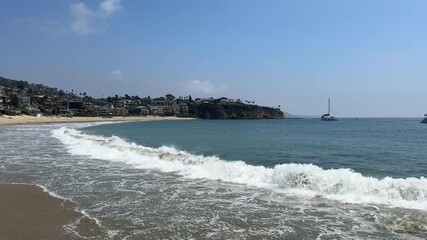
<box><xmin>165</xmin><ymin>94</ymin><xmax>175</xmax><ymax>100</ymax></box>
<box><xmin>16</xmin><ymin>81</ymin><xmax>28</xmax><ymax>90</ymax></box>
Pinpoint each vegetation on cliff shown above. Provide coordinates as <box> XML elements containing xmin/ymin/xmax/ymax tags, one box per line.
<box><xmin>188</xmin><ymin>102</ymin><xmax>284</xmax><ymax>119</ymax></box>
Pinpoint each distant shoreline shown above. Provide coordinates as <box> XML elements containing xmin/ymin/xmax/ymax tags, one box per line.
<box><xmin>0</xmin><ymin>115</ymin><xmax>195</xmax><ymax>126</ymax></box>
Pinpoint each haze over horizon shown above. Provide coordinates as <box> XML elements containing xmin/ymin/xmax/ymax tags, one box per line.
<box><xmin>1</xmin><ymin>0</ymin><xmax>427</xmax><ymax>117</ymax></box>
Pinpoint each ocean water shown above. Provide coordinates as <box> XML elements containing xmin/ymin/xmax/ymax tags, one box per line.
<box><xmin>1</xmin><ymin>118</ymin><xmax>427</xmax><ymax>239</ymax></box>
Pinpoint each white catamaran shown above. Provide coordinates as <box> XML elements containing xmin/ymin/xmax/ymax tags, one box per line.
<box><xmin>321</xmin><ymin>98</ymin><xmax>337</xmax><ymax>121</ymax></box>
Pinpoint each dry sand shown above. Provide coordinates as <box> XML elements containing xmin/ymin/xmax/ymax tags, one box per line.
<box><xmin>0</xmin><ymin>184</ymin><xmax>103</xmax><ymax>239</ymax></box>
<box><xmin>0</xmin><ymin>114</ymin><xmax>194</xmax><ymax>126</ymax></box>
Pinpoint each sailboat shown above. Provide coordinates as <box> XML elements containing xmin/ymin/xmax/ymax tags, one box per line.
<box><xmin>421</xmin><ymin>114</ymin><xmax>427</xmax><ymax>123</ymax></box>
<box><xmin>321</xmin><ymin>98</ymin><xmax>337</xmax><ymax>121</ymax></box>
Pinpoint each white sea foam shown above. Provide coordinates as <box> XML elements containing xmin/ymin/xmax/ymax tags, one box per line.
<box><xmin>52</xmin><ymin>127</ymin><xmax>427</xmax><ymax>210</ymax></box>
<box><xmin>9</xmin><ymin>182</ymin><xmax>73</xmax><ymax>202</ymax></box>
<box><xmin>81</xmin><ymin>209</ymin><xmax>103</xmax><ymax>227</ymax></box>
<box><xmin>36</xmin><ymin>184</ymin><xmax>72</xmax><ymax>201</ymax></box>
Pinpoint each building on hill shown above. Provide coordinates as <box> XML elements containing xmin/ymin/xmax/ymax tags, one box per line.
<box><xmin>219</xmin><ymin>98</ymin><xmax>236</xmax><ymax>103</ymax></box>
<box><xmin>95</xmin><ymin>105</ymin><xmax>113</xmax><ymax>116</ymax></box>
<box><xmin>150</xmin><ymin>105</ymin><xmax>164</xmax><ymax>115</ymax></box>
<box><xmin>18</xmin><ymin>96</ymin><xmax>31</xmax><ymax>108</ymax></box>
<box><xmin>0</xmin><ymin>86</ymin><xmax>5</xmax><ymax>111</ymax></box>
<box><xmin>0</xmin><ymin>86</ymin><xmax>5</xmax><ymax>97</ymax></box>
<box><xmin>136</xmin><ymin>106</ymin><xmax>149</xmax><ymax>115</ymax></box>
<box><xmin>111</xmin><ymin>107</ymin><xmax>128</xmax><ymax>116</ymax></box>
<box><xmin>67</xmin><ymin>100</ymin><xmax>84</xmax><ymax>115</ymax></box>
<box><xmin>68</xmin><ymin>101</ymin><xmax>84</xmax><ymax>111</ymax></box>
<box><xmin>180</xmin><ymin>103</ymin><xmax>189</xmax><ymax>116</ymax></box>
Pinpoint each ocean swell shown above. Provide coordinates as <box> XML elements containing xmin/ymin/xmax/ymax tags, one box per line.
<box><xmin>51</xmin><ymin>127</ymin><xmax>427</xmax><ymax>210</ymax></box>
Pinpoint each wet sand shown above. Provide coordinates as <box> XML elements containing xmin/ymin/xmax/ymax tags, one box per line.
<box><xmin>0</xmin><ymin>115</ymin><xmax>194</xmax><ymax>126</ymax></box>
<box><xmin>0</xmin><ymin>184</ymin><xmax>102</xmax><ymax>239</ymax></box>
<box><xmin>0</xmin><ymin>116</ymin><xmax>195</xmax><ymax>238</ymax></box>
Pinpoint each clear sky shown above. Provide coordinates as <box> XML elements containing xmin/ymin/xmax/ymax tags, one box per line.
<box><xmin>1</xmin><ymin>0</ymin><xmax>427</xmax><ymax>117</ymax></box>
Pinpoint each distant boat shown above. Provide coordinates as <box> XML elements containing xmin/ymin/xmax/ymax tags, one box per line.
<box><xmin>321</xmin><ymin>98</ymin><xmax>337</xmax><ymax>121</ymax></box>
<box><xmin>421</xmin><ymin>114</ymin><xmax>427</xmax><ymax>123</ymax></box>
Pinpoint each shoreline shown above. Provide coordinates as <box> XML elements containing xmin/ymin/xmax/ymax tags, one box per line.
<box><xmin>0</xmin><ymin>114</ymin><xmax>195</xmax><ymax>126</ymax></box>
<box><xmin>0</xmin><ymin>184</ymin><xmax>104</xmax><ymax>239</ymax></box>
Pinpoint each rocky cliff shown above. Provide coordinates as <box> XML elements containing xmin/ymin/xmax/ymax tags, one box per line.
<box><xmin>188</xmin><ymin>103</ymin><xmax>285</xmax><ymax>119</ymax></box>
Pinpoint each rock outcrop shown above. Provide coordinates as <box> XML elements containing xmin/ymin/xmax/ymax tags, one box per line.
<box><xmin>188</xmin><ymin>103</ymin><xmax>285</xmax><ymax>119</ymax></box>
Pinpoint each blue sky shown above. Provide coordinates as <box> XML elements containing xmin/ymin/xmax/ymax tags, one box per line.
<box><xmin>1</xmin><ymin>0</ymin><xmax>427</xmax><ymax>117</ymax></box>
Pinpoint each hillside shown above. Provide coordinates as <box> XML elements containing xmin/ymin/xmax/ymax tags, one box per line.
<box><xmin>0</xmin><ymin>76</ymin><xmax>29</xmax><ymax>89</ymax></box>
<box><xmin>1</xmin><ymin>75</ymin><xmax>285</xmax><ymax>119</ymax></box>
<box><xmin>188</xmin><ymin>103</ymin><xmax>284</xmax><ymax>119</ymax></box>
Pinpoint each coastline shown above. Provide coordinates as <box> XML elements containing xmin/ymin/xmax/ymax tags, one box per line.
<box><xmin>0</xmin><ymin>115</ymin><xmax>196</xmax><ymax>238</ymax></box>
<box><xmin>0</xmin><ymin>114</ymin><xmax>195</xmax><ymax>126</ymax></box>
<box><xmin>0</xmin><ymin>184</ymin><xmax>103</xmax><ymax>239</ymax></box>
<box><xmin>0</xmin><ymin>115</ymin><xmax>197</xmax><ymax>238</ymax></box>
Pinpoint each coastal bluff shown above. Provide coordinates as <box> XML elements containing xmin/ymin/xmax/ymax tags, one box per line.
<box><xmin>188</xmin><ymin>103</ymin><xmax>285</xmax><ymax>119</ymax></box>
<box><xmin>1</xmin><ymin>75</ymin><xmax>284</xmax><ymax>120</ymax></box>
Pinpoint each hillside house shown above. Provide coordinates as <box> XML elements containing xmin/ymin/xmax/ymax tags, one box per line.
<box><xmin>95</xmin><ymin>105</ymin><xmax>113</xmax><ymax>116</ymax></box>
<box><xmin>150</xmin><ymin>106</ymin><xmax>164</xmax><ymax>115</ymax></box>
<box><xmin>111</xmin><ymin>107</ymin><xmax>128</xmax><ymax>116</ymax></box>
<box><xmin>180</xmin><ymin>103</ymin><xmax>189</xmax><ymax>116</ymax></box>
<box><xmin>18</xmin><ymin>96</ymin><xmax>31</xmax><ymax>108</ymax></box>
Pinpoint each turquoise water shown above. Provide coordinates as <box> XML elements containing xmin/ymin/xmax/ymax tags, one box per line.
<box><xmin>1</xmin><ymin>118</ymin><xmax>427</xmax><ymax>239</ymax></box>
<box><xmin>86</xmin><ymin>118</ymin><xmax>427</xmax><ymax>178</ymax></box>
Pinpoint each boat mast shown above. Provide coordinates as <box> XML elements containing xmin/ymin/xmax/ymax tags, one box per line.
<box><xmin>328</xmin><ymin>98</ymin><xmax>330</xmax><ymax>115</ymax></box>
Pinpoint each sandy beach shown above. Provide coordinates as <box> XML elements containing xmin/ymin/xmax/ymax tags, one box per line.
<box><xmin>0</xmin><ymin>114</ymin><xmax>194</xmax><ymax>238</ymax></box>
<box><xmin>0</xmin><ymin>114</ymin><xmax>194</xmax><ymax>126</ymax></box>
<box><xmin>0</xmin><ymin>184</ymin><xmax>103</xmax><ymax>239</ymax></box>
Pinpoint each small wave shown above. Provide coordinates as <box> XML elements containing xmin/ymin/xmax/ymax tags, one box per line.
<box><xmin>9</xmin><ymin>182</ymin><xmax>73</xmax><ymax>202</ymax></box>
<box><xmin>36</xmin><ymin>184</ymin><xmax>73</xmax><ymax>201</ymax></box>
<box><xmin>63</xmin><ymin>209</ymin><xmax>107</xmax><ymax>240</ymax></box>
<box><xmin>51</xmin><ymin>127</ymin><xmax>427</xmax><ymax>210</ymax></box>
<box><xmin>81</xmin><ymin>210</ymin><xmax>103</xmax><ymax>228</ymax></box>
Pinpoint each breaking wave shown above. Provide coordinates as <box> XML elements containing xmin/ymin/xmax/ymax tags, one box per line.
<box><xmin>52</xmin><ymin>127</ymin><xmax>427</xmax><ymax>210</ymax></box>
